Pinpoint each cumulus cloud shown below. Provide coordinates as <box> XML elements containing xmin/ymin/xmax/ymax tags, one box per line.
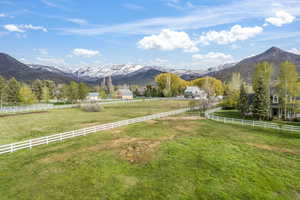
<box><xmin>138</xmin><ymin>29</ymin><xmax>199</xmax><ymax>52</ymax></box>
<box><xmin>3</xmin><ymin>24</ymin><xmax>47</xmax><ymax>32</ymax></box>
<box><xmin>192</xmin><ymin>52</ymin><xmax>234</xmax><ymax>67</ymax></box>
<box><xmin>198</xmin><ymin>25</ymin><xmax>263</xmax><ymax>45</ymax></box>
<box><xmin>288</xmin><ymin>48</ymin><xmax>300</xmax><ymax>55</ymax></box>
<box><xmin>265</xmin><ymin>11</ymin><xmax>295</xmax><ymax>27</ymax></box>
<box><xmin>72</xmin><ymin>48</ymin><xmax>100</xmax><ymax>57</ymax></box>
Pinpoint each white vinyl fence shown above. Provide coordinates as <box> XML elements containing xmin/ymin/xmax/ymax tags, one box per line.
<box><xmin>205</xmin><ymin>108</ymin><xmax>300</xmax><ymax>132</ymax></box>
<box><xmin>0</xmin><ymin>98</ymin><xmax>188</xmax><ymax>114</ymax></box>
<box><xmin>0</xmin><ymin>107</ymin><xmax>190</xmax><ymax>155</ymax></box>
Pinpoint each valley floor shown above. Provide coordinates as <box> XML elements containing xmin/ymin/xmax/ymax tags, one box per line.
<box><xmin>0</xmin><ymin>111</ymin><xmax>299</xmax><ymax>200</ymax></box>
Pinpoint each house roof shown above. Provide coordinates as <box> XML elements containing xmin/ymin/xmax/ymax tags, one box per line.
<box><xmin>185</xmin><ymin>86</ymin><xmax>201</xmax><ymax>93</ymax></box>
<box><xmin>118</xmin><ymin>89</ymin><xmax>133</xmax><ymax>96</ymax></box>
<box><xmin>88</xmin><ymin>92</ymin><xmax>99</xmax><ymax>97</ymax></box>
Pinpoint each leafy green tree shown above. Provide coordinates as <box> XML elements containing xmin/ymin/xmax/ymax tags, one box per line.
<box><xmin>192</xmin><ymin>76</ymin><xmax>224</xmax><ymax>96</ymax></box>
<box><xmin>155</xmin><ymin>73</ymin><xmax>187</xmax><ymax>97</ymax></box>
<box><xmin>42</xmin><ymin>86</ymin><xmax>50</xmax><ymax>103</ymax></box>
<box><xmin>99</xmin><ymin>89</ymin><xmax>107</xmax><ymax>99</ymax></box>
<box><xmin>32</xmin><ymin>79</ymin><xmax>43</xmax><ymax>101</ymax></box>
<box><xmin>277</xmin><ymin>61</ymin><xmax>299</xmax><ymax>119</ymax></box>
<box><xmin>19</xmin><ymin>84</ymin><xmax>37</xmax><ymax>104</ymax></box>
<box><xmin>42</xmin><ymin>80</ymin><xmax>56</xmax><ymax>99</ymax></box>
<box><xmin>78</xmin><ymin>82</ymin><xmax>89</xmax><ymax>101</ymax></box>
<box><xmin>6</xmin><ymin>78</ymin><xmax>20</xmax><ymax>105</ymax></box>
<box><xmin>238</xmin><ymin>83</ymin><xmax>248</xmax><ymax>117</ymax></box>
<box><xmin>67</xmin><ymin>81</ymin><xmax>79</xmax><ymax>103</ymax></box>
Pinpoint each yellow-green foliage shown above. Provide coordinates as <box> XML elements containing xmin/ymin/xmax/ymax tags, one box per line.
<box><xmin>155</xmin><ymin>73</ymin><xmax>188</xmax><ymax>96</ymax></box>
<box><xmin>191</xmin><ymin>76</ymin><xmax>224</xmax><ymax>96</ymax></box>
<box><xmin>155</xmin><ymin>73</ymin><xmax>224</xmax><ymax>97</ymax></box>
<box><xmin>18</xmin><ymin>84</ymin><xmax>37</xmax><ymax>104</ymax></box>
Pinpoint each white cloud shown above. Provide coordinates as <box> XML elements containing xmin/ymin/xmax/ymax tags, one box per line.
<box><xmin>72</xmin><ymin>48</ymin><xmax>100</xmax><ymax>57</ymax></box>
<box><xmin>4</xmin><ymin>24</ymin><xmax>24</xmax><ymax>32</ymax></box>
<box><xmin>36</xmin><ymin>57</ymin><xmax>66</xmax><ymax>66</ymax></box>
<box><xmin>138</xmin><ymin>29</ymin><xmax>199</xmax><ymax>52</ymax></box>
<box><xmin>198</xmin><ymin>25</ymin><xmax>263</xmax><ymax>45</ymax></box>
<box><xmin>66</xmin><ymin>18</ymin><xmax>88</xmax><ymax>25</ymax></box>
<box><xmin>61</xmin><ymin>0</ymin><xmax>300</xmax><ymax>36</ymax></box>
<box><xmin>3</xmin><ymin>24</ymin><xmax>47</xmax><ymax>32</ymax></box>
<box><xmin>288</xmin><ymin>48</ymin><xmax>300</xmax><ymax>55</ymax></box>
<box><xmin>192</xmin><ymin>52</ymin><xmax>234</xmax><ymax>67</ymax></box>
<box><xmin>0</xmin><ymin>13</ymin><xmax>6</xmax><ymax>17</ymax></box>
<box><xmin>265</xmin><ymin>11</ymin><xmax>295</xmax><ymax>27</ymax></box>
<box><xmin>123</xmin><ymin>3</ymin><xmax>144</xmax><ymax>10</ymax></box>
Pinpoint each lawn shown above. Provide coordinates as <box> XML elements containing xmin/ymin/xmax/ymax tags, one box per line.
<box><xmin>0</xmin><ymin>112</ymin><xmax>299</xmax><ymax>200</ymax></box>
<box><xmin>0</xmin><ymin>100</ymin><xmax>189</xmax><ymax>145</ymax></box>
<box><xmin>215</xmin><ymin>109</ymin><xmax>300</xmax><ymax>126</ymax></box>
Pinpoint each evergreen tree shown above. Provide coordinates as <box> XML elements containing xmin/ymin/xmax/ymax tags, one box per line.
<box><xmin>6</xmin><ymin>78</ymin><xmax>20</xmax><ymax>105</ymax></box>
<box><xmin>78</xmin><ymin>82</ymin><xmax>89</xmax><ymax>101</ymax></box>
<box><xmin>252</xmin><ymin>62</ymin><xmax>273</xmax><ymax>119</ymax></box>
<box><xmin>238</xmin><ymin>83</ymin><xmax>248</xmax><ymax>117</ymax></box>
<box><xmin>19</xmin><ymin>84</ymin><xmax>37</xmax><ymax>104</ymax></box>
<box><xmin>32</xmin><ymin>79</ymin><xmax>43</xmax><ymax>101</ymax></box>
<box><xmin>252</xmin><ymin>76</ymin><xmax>269</xmax><ymax>120</ymax></box>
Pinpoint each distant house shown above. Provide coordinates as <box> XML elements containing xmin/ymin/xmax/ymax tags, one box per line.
<box><xmin>184</xmin><ymin>86</ymin><xmax>207</xmax><ymax>99</ymax></box>
<box><xmin>245</xmin><ymin>91</ymin><xmax>300</xmax><ymax>119</ymax></box>
<box><xmin>117</xmin><ymin>89</ymin><xmax>133</xmax><ymax>100</ymax></box>
<box><xmin>86</xmin><ymin>92</ymin><xmax>100</xmax><ymax>101</ymax></box>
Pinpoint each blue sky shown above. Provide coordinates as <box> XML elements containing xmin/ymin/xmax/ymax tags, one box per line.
<box><xmin>0</xmin><ymin>0</ymin><xmax>299</xmax><ymax>70</ymax></box>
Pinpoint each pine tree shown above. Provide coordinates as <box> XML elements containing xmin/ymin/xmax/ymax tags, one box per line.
<box><xmin>6</xmin><ymin>78</ymin><xmax>20</xmax><ymax>105</ymax></box>
<box><xmin>19</xmin><ymin>84</ymin><xmax>37</xmax><ymax>104</ymax></box>
<box><xmin>253</xmin><ymin>76</ymin><xmax>269</xmax><ymax>120</ymax></box>
<box><xmin>238</xmin><ymin>83</ymin><xmax>248</xmax><ymax>117</ymax></box>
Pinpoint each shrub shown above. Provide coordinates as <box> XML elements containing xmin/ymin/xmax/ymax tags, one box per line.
<box><xmin>80</xmin><ymin>103</ymin><xmax>103</xmax><ymax>112</ymax></box>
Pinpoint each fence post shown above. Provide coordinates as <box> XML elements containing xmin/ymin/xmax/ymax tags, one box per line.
<box><xmin>10</xmin><ymin>144</ymin><xmax>13</xmax><ymax>152</ymax></box>
<box><xmin>46</xmin><ymin>136</ymin><xmax>49</xmax><ymax>144</ymax></box>
<box><xmin>29</xmin><ymin>139</ymin><xmax>32</xmax><ymax>150</ymax></box>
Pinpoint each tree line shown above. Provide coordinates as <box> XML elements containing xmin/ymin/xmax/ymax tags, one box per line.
<box><xmin>222</xmin><ymin>61</ymin><xmax>300</xmax><ymax>121</ymax></box>
<box><xmin>0</xmin><ymin>77</ymin><xmax>91</xmax><ymax>106</ymax></box>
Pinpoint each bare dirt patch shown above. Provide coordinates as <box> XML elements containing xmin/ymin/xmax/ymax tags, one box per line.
<box><xmin>246</xmin><ymin>142</ymin><xmax>300</xmax><ymax>155</ymax></box>
<box><xmin>145</xmin><ymin>120</ymin><xmax>158</xmax><ymax>125</ymax></box>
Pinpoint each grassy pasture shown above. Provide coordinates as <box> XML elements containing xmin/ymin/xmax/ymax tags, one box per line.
<box><xmin>0</xmin><ymin>111</ymin><xmax>299</xmax><ymax>200</ymax></box>
<box><xmin>0</xmin><ymin>100</ymin><xmax>189</xmax><ymax>145</ymax></box>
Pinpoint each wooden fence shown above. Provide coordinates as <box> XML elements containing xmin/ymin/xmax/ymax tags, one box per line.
<box><xmin>205</xmin><ymin>108</ymin><xmax>300</xmax><ymax>132</ymax></box>
<box><xmin>0</xmin><ymin>107</ymin><xmax>190</xmax><ymax>155</ymax></box>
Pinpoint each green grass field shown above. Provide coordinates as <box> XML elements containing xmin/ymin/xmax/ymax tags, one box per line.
<box><xmin>0</xmin><ymin>100</ymin><xmax>189</xmax><ymax>145</ymax></box>
<box><xmin>0</xmin><ymin>110</ymin><xmax>299</xmax><ymax>200</ymax></box>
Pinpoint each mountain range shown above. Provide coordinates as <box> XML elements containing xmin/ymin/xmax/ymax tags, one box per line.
<box><xmin>0</xmin><ymin>47</ymin><xmax>299</xmax><ymax>85</ymax></box>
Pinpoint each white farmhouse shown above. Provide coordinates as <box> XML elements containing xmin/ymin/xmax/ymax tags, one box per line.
<box><xmin>117</xmin><ymin>89</ymin><xmax>133</xmax><ymax>100</ymax></box>
<box><xmin>86</xmin><ymin>92</ymin><xmax>100</xmax><ymax>101</ymax></box>
<box><xmin>184</xmin><ymin>86</ymin><xmax>207</xmax><ymax>99</ymax></box>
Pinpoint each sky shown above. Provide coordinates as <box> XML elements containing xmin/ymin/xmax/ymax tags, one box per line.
<box><xmin>0</xmin><ymin>0</ymin><xmax>300</xmax><ymax>70</ymax></box>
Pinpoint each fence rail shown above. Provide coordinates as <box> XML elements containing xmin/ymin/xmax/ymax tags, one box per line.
<box><xmin>0</xmin><ymin>98</ymin><xmax>189</xmax><ymax>114</ymax></box>
<box><xmin>0</xmin><ymin>107</ymin><xmax>190</xmax><ymax>155</ymax></box>
<box><xmin>205</xmin><ymin>108</ymin><xmax>300</xmax><ymax>132</ymax></box>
